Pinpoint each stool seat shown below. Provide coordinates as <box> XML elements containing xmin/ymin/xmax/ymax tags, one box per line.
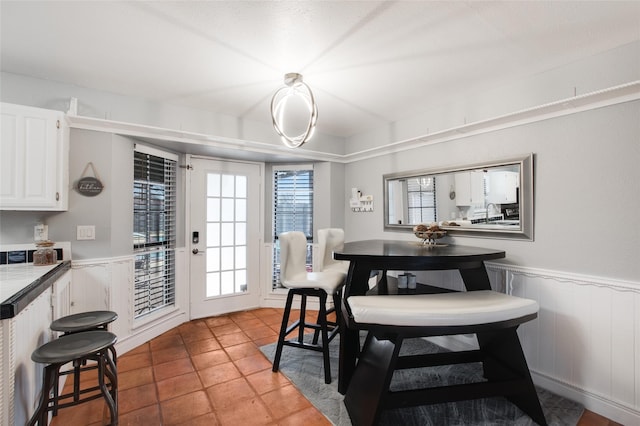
<box><xmin>51</xmin><ymin>310</ymin><xmax>118</xmax><ymax>334</ymax></box>
<box><xmin>32</xmin><ymin>330</ymin><xmax>118</xmax><ymax>364</ymax></box>
<box><xmin>347</xmin><ymin>290</ymin><xmax>539</xmax><ymax>327</ymax></box>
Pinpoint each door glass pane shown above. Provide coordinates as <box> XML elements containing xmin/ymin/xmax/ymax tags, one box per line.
<box><xmin>221</xmin><ymin>223</ymin><xmax>234</xmax><ymax>246</ymax></box>
<box><xmin>235</xmin><ymin>199</ymin><xmax>246</xmax><ymax>222</ymax></box>
<box><xmin>235</xmin><ymin>269</ymin><xmax>246</xmax><ymax>292</ymax></box>
<box><xmin>206</xmin><ymin>247</ymin><xmax>220</xmax><ymax>272</ymax></box>
<box><xmin>221</xmin><ymin>270</ymin><xmax>234</xmax><ymax>294</ymax></box>
<box><xmin>236</xmin><ymin>176</ymin><xmax>247</xmax><ymax>198</ymax></box>
<box><xmin>207</xmin><ymin>173</ymin><xmax>220</xmax><ymax>197</ymax></box>
<box><xmin>206</xmin><ymin>272</ymin><xmax>220</xmax><ymax>297</ymax></box>
<box><xmin>221</xmin><ymin>174</ymin><xmax>234</xmax><ymax>197</ymax></box>
<box><xmin>207</xmin><ymin>223</ymin><xmax>220</xmax><ymax>246</ymax></box>
<box><xmin>207</xmin><ymin>198</ymin><xmax>220</xmax><ymax>221</ymax></box>
<box><xmin>205</xmin><ymin>171</ymin><xmax>249</xmax><ymax>298</ymax></box>
<box><xmin>221</xmin><ymin>198</ymin><xmax>234</xmax><ymax>221</ymax></box>
<box><xmin>235</xmin><ymin>223</ymin><xmax>246</xmax><ymax>245</ymax></box>
<box><xmin>221</xmin><ymin>246</ymin><xmax>234</xmax><ymax>271</ymax></box>
<box><xmin>235</xmin><ymin>246</ymin><xmax>246</xmax><ymax>269</ymax></box>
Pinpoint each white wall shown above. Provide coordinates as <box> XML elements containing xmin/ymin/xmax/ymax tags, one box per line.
<box><xmin>342</xmin><ymin>101</ymin><xmax>639</xmax><ymax>281</ymax></box>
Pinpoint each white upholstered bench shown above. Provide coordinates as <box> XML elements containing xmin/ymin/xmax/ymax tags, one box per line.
<box><xmin>343</xmin><ymin>290</ymin><xmax>547</xmax><ymax>426</ymax></box>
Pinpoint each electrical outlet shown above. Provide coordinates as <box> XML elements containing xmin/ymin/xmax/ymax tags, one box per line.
<box><xmin>77</xmin><ymin>225</ymin><xmax>96</xmax><ymax>240</ymax></box>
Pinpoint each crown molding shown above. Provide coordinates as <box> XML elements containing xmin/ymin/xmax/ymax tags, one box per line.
<box><xmin>65</xmin><ymin>81</ymin><xmax>640</xmax><ymax>164</ymax></box>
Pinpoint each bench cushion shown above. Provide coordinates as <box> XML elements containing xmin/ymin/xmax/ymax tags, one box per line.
<box><xmin>347</xmin><ymin>290</ymin><xmax>538</xmax><ymax>327</ymax></box>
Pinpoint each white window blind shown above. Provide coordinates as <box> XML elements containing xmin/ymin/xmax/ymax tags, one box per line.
<box><xmin>133</xmin><ymin>148</ymin><xmax>177</xmax><ymax>318</ymax></box>
<box><xmin>272</xmin><ymin>167</ymin><xmax>314</xmax><ymax>287</ymax></box>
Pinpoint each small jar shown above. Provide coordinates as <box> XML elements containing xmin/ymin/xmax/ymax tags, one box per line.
<box><xmin>34</xmin><ymin>241</ymin><xmax>57</xmax><ymax>266</ymax></box>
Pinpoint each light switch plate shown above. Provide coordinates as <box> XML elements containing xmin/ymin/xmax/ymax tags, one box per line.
<box><xmin>77</xmin><ymin>225</ymin><xmax>95</xmax><ymax>240</ymax></box>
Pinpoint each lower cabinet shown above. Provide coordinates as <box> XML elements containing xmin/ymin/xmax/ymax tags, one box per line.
<box><xmin>0</xmin><ymin>269</ymin><xmax>71</xmax><ymax>425</ymax></box>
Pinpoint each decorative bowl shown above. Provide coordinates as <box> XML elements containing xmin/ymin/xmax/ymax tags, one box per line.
<box><xmin>414</xmin><ymin>230</ymin><xmax>447</xmax><ymax>245</ymax></box>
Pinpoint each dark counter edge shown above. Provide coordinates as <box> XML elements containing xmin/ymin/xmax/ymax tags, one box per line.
<box><xmin>1</xmin><ymin>261</ymin><xmax>71</xmax><ymax>319</ymax></box>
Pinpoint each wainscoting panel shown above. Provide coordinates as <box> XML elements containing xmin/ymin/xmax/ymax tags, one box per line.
<box><xmin>70</xmin><ymin>253</ymin><xmax>187</xmax><ymax>355</ymax></box>
<box><xmin>488</xmin><ymin>263</ymin><xmax>640</xmax><ymax>424</ymax></box>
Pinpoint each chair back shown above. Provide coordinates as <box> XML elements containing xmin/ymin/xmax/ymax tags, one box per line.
<box><xmin>317</xmin><ymin>228</ymin><xmax>345</xmax><ymax>272</ymax></box>
<box><xmin>279</xmin><ymin>231</ymin><xmax>309</xmax><ymax>285</ymax></box>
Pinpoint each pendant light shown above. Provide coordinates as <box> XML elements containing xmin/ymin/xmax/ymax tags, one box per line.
<box><xmin>270</xmin><ymin>73</ymin><xmax>318</xmax><ymax>148</ymax></box>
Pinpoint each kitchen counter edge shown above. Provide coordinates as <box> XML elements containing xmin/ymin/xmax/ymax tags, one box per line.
<box><xmin>0</xmin><ymin>261</ymin><xmax>71</xmax><ymax>319</ymax></box>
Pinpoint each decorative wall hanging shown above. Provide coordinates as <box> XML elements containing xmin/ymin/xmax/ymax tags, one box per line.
<box><xmin>76</xmin><ymin>162</ymin><xmax>104</xmax><ymax>197</ymax></box>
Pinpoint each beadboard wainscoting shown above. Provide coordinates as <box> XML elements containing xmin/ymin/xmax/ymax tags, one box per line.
<box><xmin>424</xmin><ymin>263</ymin><xmax>640</xmax><ymax>425</ymax></box>
<box><xmin>69</xmin><ymin>248</ymin><xmax>189</xmax><ymax>355</ymax></box>
<box><xmin>0</xmin><ymin>288</ymin><xmax>53</xmax><ymax>425</ymax></box>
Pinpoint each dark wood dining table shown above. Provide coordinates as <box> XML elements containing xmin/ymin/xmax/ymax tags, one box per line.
<box><xmin>333</xmin><ymin>239</ymin><xmax>506</xmax><ymax>394</ymax></box>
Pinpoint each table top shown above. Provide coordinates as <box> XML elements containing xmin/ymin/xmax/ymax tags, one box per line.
<box><xmin>334</xmin><ymin>240</ymin><xmax>505</xmax><ymax>265</ymax></box>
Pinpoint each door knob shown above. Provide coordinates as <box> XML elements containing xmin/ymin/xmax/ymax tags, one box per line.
<box><xmin>192</xmin><ymin>248</ymin><xmax>199</xmax><ymax>254</ymax></box>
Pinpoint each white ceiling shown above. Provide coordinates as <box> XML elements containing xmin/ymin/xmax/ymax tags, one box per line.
<box><xmin>1</xmin><ymin>1</ymin><xmax>639</xmax><ymax>140</ymax></box>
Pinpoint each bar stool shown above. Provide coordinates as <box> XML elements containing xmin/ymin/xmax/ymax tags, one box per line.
<box><xmin>273</xmin><ymin>231</ymin><xmax>346</xmax><ymax>384</ymax></box>
<box><xmin>28</xmin><ymin>330</ymin><xmax>118</xmax><ymax>425</ymax></box>
<box><xmin>50</xmin><ymin>310</ymin><xmax>118</xmax><ymax>414</ymax></box>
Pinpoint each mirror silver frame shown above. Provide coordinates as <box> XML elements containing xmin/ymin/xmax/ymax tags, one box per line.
<box><xmin>383</xmin><ymin>153</ymin><xmax>534</xmax><ymax>241</ymax></box>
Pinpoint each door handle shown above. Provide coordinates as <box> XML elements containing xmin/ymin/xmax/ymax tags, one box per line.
<box><xmin>192</xmin><ymin>248</ymin><xmax>200</xmax><ymax>255</ymax></box>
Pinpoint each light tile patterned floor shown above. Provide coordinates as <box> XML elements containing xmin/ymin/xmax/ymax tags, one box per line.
<box><xmin>49</xmin><ymin>307</ymin><xmax>619</xmax><ymax>425</ymax></box>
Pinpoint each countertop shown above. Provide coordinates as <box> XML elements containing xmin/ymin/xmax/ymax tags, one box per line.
<box><xmin>0</xmin><ymin>261</ymin><xmax>71</xmax><ymax>319</ymax></box>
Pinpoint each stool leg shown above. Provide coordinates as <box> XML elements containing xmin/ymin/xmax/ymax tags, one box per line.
<box><xmin>272</xmin><ymin>290</ymin><xmax>295</xmax><ymax>372</ymax></box>
<box><xmin>317</xmin><ymin>291</ymin><xmax>332</xmax><ymax>384</ymax></box>
<box><xmin>97</xmin><ymin>351</ymin><xmax>118</xmax><ymax>425</ymax></box>
<box><xmin>298</xmin><ymin>294</ymin><xmax>307</xmax><ymax>343</ymax></box>
<box><xmin>28</xmin><ymin>363</ymin><xmax>59</xmax><ymax>426</ymax></box>
<box><xmin>103</xmin><ymin>346</ymin><xmax>119</xmax><ymax>406</ymax></box>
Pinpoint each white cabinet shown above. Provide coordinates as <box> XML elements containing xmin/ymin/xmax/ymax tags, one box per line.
<box><xmin>0</xmin><ymin>288</ymin><xmax>54</xmax><ymax>426</ymax></box>
<box><xmin>1</xmin><ymin>102</ymin><xmax>69</xmax><ymax>210</ymax></box>
<box><xmin>52</xmin><ymin>270</ymin><xmax>72</xmax><ymax>326</ymax></box>
<box><xmin>487</xmin><ymin>171</ymin><xmax>519</xmax><ymax>204</ymax></box>
<box><xmin>454</xmin><ymin>171</ymin><xmax>485</xmax><ymax>206</ymax></box>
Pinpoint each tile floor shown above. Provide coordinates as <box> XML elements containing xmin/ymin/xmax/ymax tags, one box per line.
<box><xmin>50</xmin><ymin>307</ymin><xmax>620</xmax><ymax>426</ymax></box>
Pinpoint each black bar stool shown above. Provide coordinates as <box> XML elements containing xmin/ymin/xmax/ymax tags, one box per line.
<box><xmin>50</xmin><ymin>310</ymin><xmax>118</xmax><ymax>414</ymax></box>
<box><xmin>28</xmin><ymin>330</ymin><xmax>118</xmax><ymax>425</ymax></box>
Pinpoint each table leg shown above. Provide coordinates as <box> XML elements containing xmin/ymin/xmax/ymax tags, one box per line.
<box><xmin>338</xmin><ymin>263</ymin><xmax>372</xmax><ymax>394</ymax></box>
<box><xmin>459</xmin><ymin>263</ymin><xmax>492</xmax><ymax>291</ymax></box>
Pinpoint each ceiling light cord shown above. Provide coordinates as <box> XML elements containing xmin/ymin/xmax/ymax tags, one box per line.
<box><xmin>270</xmin><ymin>73</ymin><xmax>318</xmax><ymax>148</ymax></box>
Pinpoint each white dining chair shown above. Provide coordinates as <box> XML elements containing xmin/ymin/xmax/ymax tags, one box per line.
<box><xmin>317</xmin><ymin>228</ymin><xmax>349</xmax><ymax>274</ymax></box>
<box><xmin>272</xmin><ymin>231</ymin><xmax>346</xmax><ymax>384</ymax></box>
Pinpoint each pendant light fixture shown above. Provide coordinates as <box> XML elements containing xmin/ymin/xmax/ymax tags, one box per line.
<box><xmin>270</xmin><ymin>73</ymin><xmax>318</xmax><ymax>148</ymax></box>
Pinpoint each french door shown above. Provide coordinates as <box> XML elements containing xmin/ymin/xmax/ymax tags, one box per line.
<box><xmin>189</xmin><ymin>157</ymin><xmax>261</xmax><ymax>319</ymax></box>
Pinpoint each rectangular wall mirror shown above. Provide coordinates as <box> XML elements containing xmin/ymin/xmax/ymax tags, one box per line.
<box><xmin>383</xmin><ymin>153</ymin><xmax>534</xmax><ymax>240</ymax></box>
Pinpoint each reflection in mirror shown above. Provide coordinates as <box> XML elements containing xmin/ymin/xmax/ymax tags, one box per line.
<box><xmin>384</xmin><ymin>154</ymin><xmax>533</xmax><ymax>240</ymax></box>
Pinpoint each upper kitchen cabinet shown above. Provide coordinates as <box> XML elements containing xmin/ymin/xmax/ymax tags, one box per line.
<box><xmin>1</xmin><ymin>103</ymin><xmax>69</xmax><ymax>210</ymax></box>
<box><xmin>454</xmin><ymin>170</ymin><xmax>485</xmax><ymax>206</ymax></box>
<box><xmin>487</xmin><ymin>171</ymin><xmax>519</xmax><ymax>204</ymax></box>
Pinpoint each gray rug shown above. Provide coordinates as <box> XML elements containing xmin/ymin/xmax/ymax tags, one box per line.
<box><xmin>260</xmin><ymin>336</ymin><xmax>584</xmax><ymax>425</ymax></box>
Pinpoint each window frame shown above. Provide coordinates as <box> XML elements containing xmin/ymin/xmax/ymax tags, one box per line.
<box><xmin>271</xmin><ymin>164</ymin><xmax>314</xmax><ymax>288</ymax></box>
<box><xmin>133</xmin><ymin>144</ymin><xmax>178</xmax><ymax>319</ymax></box>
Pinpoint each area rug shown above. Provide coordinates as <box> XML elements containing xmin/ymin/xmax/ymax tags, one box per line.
<box><xmin>260</xmin><ymin>336</ymin><xmax>584</xmax><ymax>425</ymax></box>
